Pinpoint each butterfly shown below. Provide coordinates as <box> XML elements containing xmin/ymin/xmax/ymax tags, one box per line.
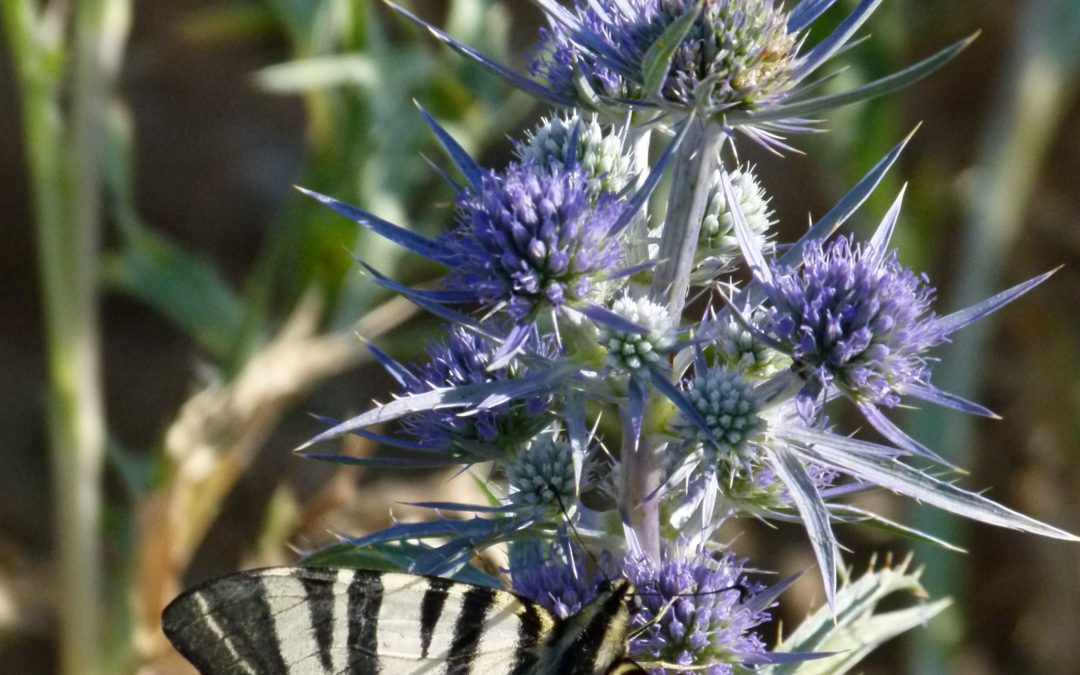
<box><xmin>162</xmin><ymin>566</ymin><xmax>650</xmax><ymax>675</ymax></box>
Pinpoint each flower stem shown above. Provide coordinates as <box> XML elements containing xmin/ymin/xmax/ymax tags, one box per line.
<box><xmin>650</xmin><ymin>115</ymin><xmax>724</xmax><ymax>317</ymax></box>
<box><xmin>619</xmin><ymin>400</ymin><xmax>662</xmax><ymax>560</ymax></box>
<box><xmin>2</xmin><ymin>1</ymin><xmax>128</xmax><ymax>672</ymax></box>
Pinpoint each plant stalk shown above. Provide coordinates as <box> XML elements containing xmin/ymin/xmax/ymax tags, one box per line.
<box><xmin>2</xmin><ymin>0</ymin><xmax>127</xmax><ymax>672</ymax></box>
<box><xmin>649</xmin><ymin>115</ymin><xmax>724</xmax><ymax>317</ymax></box>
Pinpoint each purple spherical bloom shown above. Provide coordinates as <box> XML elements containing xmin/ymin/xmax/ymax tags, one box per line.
<box><xmin>390</xmin><ymin>0</ymin><xmax>971</xmax><ymax>152</ymax></box>
<box><xmin>512</xmin><ymin>543</ymin><xmax>770</xmax><ymax>673</ymax></box>
<box><xmin>762</xmin><ymin>235</ymin><xmax>947</xmax><ymax>411</ymax></box>
<box><xmin>624</xmin><ymin>544</ymin><xmax>769</xmax><ymax>674</ymax></box>
<box><xmin>511</xmin><ymin>550</ymin><xmax>595</xmax><ymax>619</ymax></box>
<box><xmin>443</xmin><ymin>161</ymin><xmax>624</xmax><ymax>320</ymax></box>
<box><xmin>401</xmin><ymin>327</ymin><xmax>552</xmax><ymax>449</ymax></box>
<box><xmin>532</xmin><ymin>0</ymin><xmax>797</xmax><ymax>114</ymax></box>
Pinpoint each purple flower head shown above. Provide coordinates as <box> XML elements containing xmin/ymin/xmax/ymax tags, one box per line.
<box><xmin>624</xmin><ymin>543</ymin><xmax>769</xmax><ymax>674</ymax></box>
<box><xmin>389</xmin><ymin>0</ymin><xmax>973</xmax><ymax>152</ymax></box>
<box><xmin>443</xmin><ymin>161</ymin><xmax>624</xmax><ymax>320</ymax></box>
<box><xmin>511</xmin><ymin>549</ymin><xmax>595</xmax><ymax>619</ymax></box>
<box><xmin>762</xmin><ymin>235</ymin><xmax>946</xmax><ymax>412</ymax></box>
<box><xmin>401</xmin><ymin>327</ymin><xmax>552</xmax><ymax>449</ymax></box>
<box><xmin>729</xmin><ymin>183</ymin><xmax>1056</xmax><ymax>463</ymax></box>
<box><xmin>532</xmin><ymin>0</ymin><xmax>797</xmax><ymax>114</ymax></box>
<box><xmin>512</xmin><ymin>543</ymin><xmax>769</xmax><ymax>673</ymax></box>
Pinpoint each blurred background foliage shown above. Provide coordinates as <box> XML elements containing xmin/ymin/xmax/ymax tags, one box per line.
<box><xmin>1</xmin><ymin>1</ymin><xmax>1078</xmax><ymax>673</ymax></box>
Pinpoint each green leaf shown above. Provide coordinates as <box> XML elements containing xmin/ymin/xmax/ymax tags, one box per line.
<box><xmin>767</xmin><ymin>557</ymin><xmax>950</xmax><ymax>675</ymax></box>
<box><xmin>303</xmin><ymin>540</ymin><xmax>501</xmax><ymax>588</ymax></box>
<box><xmin>103</xmin><ymin>229</ymin><xmax>244</xmax><ymax>359</ymax></box>
<box><xmin>641</xmin><ymin>2</ymin><xmax>701</xmax><ymax>98</ymax></box>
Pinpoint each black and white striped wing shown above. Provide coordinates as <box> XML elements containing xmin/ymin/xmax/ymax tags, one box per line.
<box><xmin>162</xmin><ymin>567</ymin><xmax>558</xmax><ymax>675</ymax></box>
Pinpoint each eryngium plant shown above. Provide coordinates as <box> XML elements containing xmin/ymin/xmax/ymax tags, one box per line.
<box><xmin>294</xmin><ymin>2</ymin><xmax>1078</xmax><ymax>671</ymax></box>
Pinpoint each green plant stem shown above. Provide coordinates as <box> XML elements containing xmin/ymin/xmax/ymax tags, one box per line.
<box><xmin>2</xmin><ymin>1</ymin><xmax>128</xmax><ymax>672</ymax></box>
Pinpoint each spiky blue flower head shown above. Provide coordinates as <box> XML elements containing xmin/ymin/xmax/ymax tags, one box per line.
<box><xmin>696</xmin><ymin>166</ymin><xmax>774</xmax><ymax>279</ymax></box>
<box><xmin>443</xmin><ymin>160</ymin><xmax>624</xmax><ymax>320</ymax></box>
<box><xmin>391</xmin><ymin>1</ymin><xmax>971</xmax><ymax>152</ymax></box>
<box><xmin>597</xmin><ymin>295</ymin><xmax>678</xmax><ymax>376</ymax></box>
<box><xmin>510</xmin><ymin>548</ymin><xmax>594</xmax><ymax>619</ymax></box>
<box><xmin>700</xmin><ymin>312</ymin><xmax>790</xmax><ymax>381</ymax></box>
<box><xmin>532</xmin><ymin>0</ymin><xmax>797</xmax><ymax>114</ymax></box>
<box><xmin>511</xmin><ymin>543</ymin><xmax>769</xmax><ymax>673</ymax></box>
<box><xmin>623</xmin><ymin>543</ymin><xmax>768</xmax><ymax>674</ymax></box>
<box><xmin>507</xmin><ymin>435</ymin><xmax>578</xmax><ymax>510</ymax></box>
<box><xmin>401</xmin><ymin>327</ymin><xmax>552</xmax><ymax>449</ymax></box>
<box><xmin>672</xmin><ymin>366</ymin><xmax>764</xmax><ymax>467</ymax></box>
<box><xmin>519</xmin><ymin>112</ymin><xmax>635</xmax><ymax>196</ymax></box>
<box><xmin>762</xmin><ymin>234</ymin><xmax>946</xmax><ymax>412</ymax></box>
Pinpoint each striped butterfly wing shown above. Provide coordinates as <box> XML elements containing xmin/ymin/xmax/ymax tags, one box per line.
<box><xmin>162</xmin><ymin>567</ymin><xmax>559</xmax><ymax>675</ymax></box>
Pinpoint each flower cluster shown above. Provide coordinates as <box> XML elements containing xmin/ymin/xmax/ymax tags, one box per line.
<box><xmin>512</xmin><ymin>542</ymin><xmax>769</xmax><ymax>673</ymax></box>
<box><xmin>695</xmin><ymin>166</ymin><xmax>774</xmax><ymax>279</ymax></box>
<box><xmin>623</xmin><ymin>545</ymin><xmax>769</xmax><ymax>673</ymax></box>
<box><xmin>533</xmin><ymin>0</ymin><xmax>797</xmax><ymax>114</ymax></box>
<box><xmin>398</xmin><ymin>327</ymin><xmax>553</xmax><ymax>453</ymax></box>
<box><xmin>519</xmin><ymin>113</ymin><xmax>636</xmax><ymax>196</ymax></box>
<box><xmin>444</xmin><ymin>161</ymin><xmax>625</xmax><ymax>320</ymax></box>
<box><xmin>598</xmin><ymin>295</ymin><xmax>677</xmax><ymax>376</ymax></box>
<box><xmin>507</xmin><ymin>435</ymin><xmax>578</xmax><ymax>510</ymax></box>
<box><xmin>673</xmin><ymin>366</ymin><xmax>763</xmax><ymax>467</ymax></box>
<box><xmin>762</xmin><ymin>235</ymin><xmax>946</xmax><ymax>410</ymax></box>
<box><xmin>292</xmin><ymin>3</ymin><xmax>1077</xmax><ymax>673</ymax></box>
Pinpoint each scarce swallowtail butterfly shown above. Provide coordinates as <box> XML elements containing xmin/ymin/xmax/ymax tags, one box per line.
<box><xmin>162</xmin><ymin>566</ymin><xmax>649</xmax><ymax>674</ymax></box>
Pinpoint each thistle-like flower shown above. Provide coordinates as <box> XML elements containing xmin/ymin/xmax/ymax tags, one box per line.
<box><xmin>388</xmin><ymin>0</ymin><xmax>975</xmax><ymax>150</ymax></box>
<box><xmin>671</xmin><ymin>366</ymin><xmax>764</xmax><ymax>468</ymax></box>
<box><xmin>597</xmin><ymin>295</ymin><xmax>678</xmax><ymax>376</ymax></box>
<box><xmin>763</xmin><ymin>234</ymin><xmax>947</xmax><ymax>413</ymax></box>
<box><xmin>733</xmin><ymin>187</ymin><xmax>1056</xmax><ymax>459</ymax></box>
<box><xmin>623</xmin><ymin>544</ymin><xmax>769</xmax><ymax>673</ymax></box>
<box><xmin>399</xmin><ymin>327</ymin><xmax>553</xmax><ymax>451</ymax></box>
<box><xmin>507</xmin><ymin>435</ymin><xmax>579</xmax><ymax>510</ymax></box>
<box><xmin>533</xmin><ymin>0</ymin><xmax>797</xmax><ymax>113</ymax></box>
<box><xmin>512</xmin><ymin>542</ymin><xmax>771</xmax><ymax>673</ymax></box>
<box><xmin>444</xmin><ymin>160</ymin><xmax>625</xmax><ymax>321</ymax></box>
<box><xmin>519</xmin><ymin>112</ymin><xmax>636</xmax><ymax>196</ymax></box>
<box><xmin>695</xmin><ymin>166</ymin><xmax>774</xmax><ymax>280</ymax></box>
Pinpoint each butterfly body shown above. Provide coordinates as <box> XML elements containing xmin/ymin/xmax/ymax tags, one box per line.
<box><xmin>162</xmin><ymin>567</ymin><xmax>647</xmax><ymax>675</ymax></box>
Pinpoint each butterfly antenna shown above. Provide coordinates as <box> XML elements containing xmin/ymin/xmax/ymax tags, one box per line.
<box><xmin>629</xmin><ymin>582</ymin><xmax>751</xmax><ymax>642</ymax></box>
<box><xmin>544</xmin><ymin>479</ymin><xmax>608</xmax><ymax>581</ymax></box>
